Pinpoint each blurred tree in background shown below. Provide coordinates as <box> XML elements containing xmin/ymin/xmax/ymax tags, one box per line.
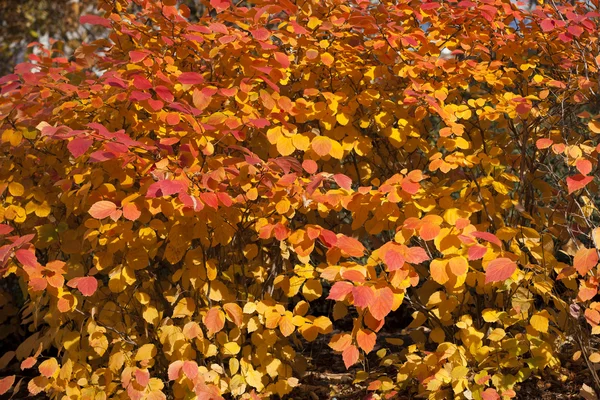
<box><xmin>0</xmin><ymin>0</ymin><xmax>100</xmax><ymax>76</ymax></box>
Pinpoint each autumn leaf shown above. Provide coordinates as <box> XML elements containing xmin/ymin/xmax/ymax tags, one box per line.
<box><xmin>356</xmin><ymin>329</ymin><xmax>376</xmax><ymax>353</ymax></box>
<box><xmin>567</xmin><ymin>174</ymin><xmax>593</xmax><ymax>194</ymax></box>
<box><xmin>88</xmin><ymin>201</ymin><xmax>117</xmax><ymax>219</ymax></box>
<box><xmin>574</xmin><ymin>248</ymin><xmax>598</xmax><ymax>276</ymax></box>
<box><xmin>0</xmin><ymin>375</ymin><xmax>14</xmax><ymax>396</ymax></box>
<box><xmin>485</xmin><ymin>258</ymin><xmax>518</xmax><ymax>283</ymax></box>
<box><xmin>204</xmin><ymin>307</ymin><xmax>225</xmax><ymax>335</ymax></box>
<box><xmin>368</xmin><ymin>287</ymin><xmax>394</xmax><ymax>320</ymax></box>
<box><xmin>342</xmin><ymin>345</ymin><xmax>359</xmax><ymax>369</ymax></box>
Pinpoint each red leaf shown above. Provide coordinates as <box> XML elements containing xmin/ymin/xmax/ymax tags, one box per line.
<box><xmin>67</xmin><ymin>137</ymin><xmax>93</xmax><ymax>158</ymax></box>
<box><xmin>88</xmin><ymin>200</ymin><xmax>117</xmax><ymax>219</ymax></box>
<box><xmin>576</xmin><ymin>159</ymin><xmax>592</xmax><ymax>175</ymax></box>
<box><xmin>383</xmin><ymin>247</ymin><xmax>405</xmax><ymax>271</ymax></box>
<box><xmin>210</xmin><ymin>0</ymin><xmax>230</xmax><ymax>12</ymax></box>
<box><xmin>15</xmin><ymin>249</ymin><xmax>39</xmax><ymax>268</ymax></box>
<box><xmin>567</xmin><ymin>174</ymin><xmax>593</xmax><ymax>194</ymax></box>
<box><xmin>182</xmin><ymin>361</ymin><xmax>198</xmax><ymax>379</ymax></box>
<box><xmin>574</xmin><ymin>247</ymin><xmax>598</xmax><ymax>276</ymax></box>
<box><xmin>369</xmin><ymin>287</ymin><xmax>394</xmax><ymax>320</ymax></box>
<box><xmin>77</xmin><ymin>276</ymin><xmax>98</xmax><ymax>296</ymax></box>
<box><xmin>342</xmin><ymin>345</ymin><xmax>359</xmax><ymax>369</ymax></box>
<box><xmin>356</xmin><ymin>329</ymin><xmax>376</xmax><ymax>353</ymax></box>
<box><xmin>0</xmin><ymin>224</ymin><xmax>13</xmax><ymax>235</ymax></box>
<box><xmin>134</xmin><ymin>369</ymin><xmax>150</xmax><ymax>386</ymax></box>
<box><xmin>21</xmin><ymin>357</ymin><xmax>36</xmax><ymax>370</ymax></box>
<box><xmin>178</xmin><ymin>72</ymin><xmax>204</xmax><ymax>85</ymax></box>
<box><xmin>199</xmin><ymin>192</ymin><xmax>219</xmax><ymax>209</ymax></box>
<box><xmin>303</xmin><ymin>160</ymin><xmax>318</xmax><ymax>174</ymax></box>
<box><xmin>327</xmin><ymin>281</ymin><xmax>354</xmax><ymax>300</ymax></box>
<box><xmin>333</xmin><ymin>174</ymin><xmax>352</xmax><ymax>190</ymax></box>
<box><xmin>147</xmin><ymin>180</ymin><xmax>187</xmax><ymax>198</ymax></box>
<box><xmin>481</xmin><ymin>388</ymin><xmax>500</xmax><ymax>400</ymax></box>
<box><xmin>567</xmin><ymin>25</ymin><xmax>584</xmax><ymax>37</ymax></box>
<box><xmin>404</xmin><ymin>246</ymin><xmax>429</xmax><ymax>264</ymax></box>
<box><xmin>168</xmin><ymin>361</ymin><xmax>183</xmax><ymax>380</ymax></box>
<box><xmin>352</xmin><ymin>286</ymin><xmax>374</xmax><ymax>308</ymax></box>
<box><xmin>485</xmin><ymin>258</ymin><xmax>517</xmax><ymax>283</ymax></box>
<box><xmin>129</xmin><ymin>50</ymin><xmax>150</xmax><ymax>63</ymax></box>
<box><xmin>337</xmin><ymin>235</ymin><xmax>365</xmax><ymax>257</ymax></box>
<box><xmin>472</xmin><ymin>231</ymin><xmax>502</xmax><ymax>247</ymax></box>
<box><xmin>540</xmin><ymin>19</ymin><xmax>555</xmax><ymax>32</ymax></box>
<box><xmin>80</xmin><ymin>14</ymin><xmax>111</xmax><ymax>28</ymax></box>
<box><xmin>468</xmin><ymin>244</ymin><xmax>488</xmax><ymax>260</ymax></box>
<box><xmin>0</xmin><ymin>375</ymin><xmax>14</xmax><ymax>396</ymax></box>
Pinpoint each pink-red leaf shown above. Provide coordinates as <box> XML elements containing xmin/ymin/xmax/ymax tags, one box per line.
<box><xmin>352</xmin><ymin>286</ymin><xmax>374</xmax><ymax>308</ymax></box>
<box><xmin>327</xmin><ymin>281</ymin><xmax>353</xmax><ymax>301</ymax></box>
<box><xmin>0</xmin><ymin>375</ymin><xmax>14</xmax><ymax>395</ymax></box>
<box><xmin>485</xmin><ymin>258</ymin><xmax>517</xmax><ymax>283</ymax></box>
<box><xmin>567</xmin><ymin>174</ymin><xmax>593</xmax><ymax>194</ymax></box>
<box><xmin>67</xmin><ymin>137</ymin><xmax>93</xmax><ymax>158</ymax></box>
<box><xmin>80</xmin><ymin>14</ymin><xmax>111</xmax><ymax>28</ymax></box>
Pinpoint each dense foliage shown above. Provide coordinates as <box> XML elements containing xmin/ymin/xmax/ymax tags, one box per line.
<box><xmin>1</xmin><ymin>0</ymin><xmax>600</xmax><ymax>398</ymax></box>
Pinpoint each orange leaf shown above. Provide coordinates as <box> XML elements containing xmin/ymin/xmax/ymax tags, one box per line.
<box><xmin>203</xmin><ymin>307</ymin><xmax>225</xmax><ymax>335</ymax></box>
<box><xmin>448</xmin><ymin>256</ymin><xmax>468</xmax><ymax>276</ymax></box>
<box><xmin>574</xmin><ymin>248</ymin><xmax>598</xmax><ymax>276</ymax></box>
<box><xmin>352</xmin><ymin>286</ymin><xmax>374</xmax><ymax>308</ymax></box>
<box><xmin>337</xmin><ymin>235</ymin><xmax>365</xmax><ymax>257</ymax></box>
<box><xmin>485</xmin><ymin>258</ymin><xmax>517</xmax><ymax>283</ymax></box>
<box><xmin>536</xmin><ymin>138</ymin><xmax>553</xmax><ymax>149</ymax></box>
<box><xmin>312</xmin><ymin>136</ymin><xmax>332</xmax><ymax>157</ymax></box>
<box><xmin>368</xmin><ymin>287</ymin><xmax>393</xmax><ymax>320</ymax></box>
<box><xmin>342</xmin><ymin>344</ymin><xmax>359</xmax><ymax>369</ymax></box>
<box><xmin>223</xmin><ymin>303</ymin><xmax>243</xmax><ymax>326</ymax></box>
<box><xmin>576</xmin><ymin>159</ymin><xmax>592</xmax><ymax>175</ymax></box>
<box><xmin>123</xmin><ymin>203</ymin><xmax>141</xmax><ymax>221</ymax></box>
<box><xmin>356</xmin><ymin>329</ymin><xmax>376</xmax><ymax>353</ymax></box>
<box><xmin>430</xmin><ymin>259</ymin><xmax>449</xmax><ymax>285</ymax></box>
<box><xmin>329</xmin><ymin>333</ymin><xmax>352</xmax><ymax>352</ymax></box>
<box><xmin>88</xmin><ymin>200</ymin><xmax>117</xmax><ymax>219</ymax></box>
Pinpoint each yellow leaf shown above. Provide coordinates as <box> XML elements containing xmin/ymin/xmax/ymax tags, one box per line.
<box><xmin>292</xmin><ymin>134</ymin><xmax>310</xmax><ymax>151</ymax></box>
<box><xmin>276</xmin><ymin>136</ymin><xmax>295</xmax><ymax>156</ymax></box>
<box><xmin>222</xmin><ymin>342</ymin><xmax>241</xmax><ymax>356</ymax></box>
<box><xmin>302</xmin><ymin>279</ymin><xmax>322</xmax><ymax>302</ymax></box>
<box><xmin>172</xmin><ymin>297</ymin><xmax>195</xmax><ymax>318</ymax></box>
<box><xmin>8</xmin><ymin>182</ymin><xmax>24</xmax><ymax>197</ymax></box>
<box><xmin>245</xmin><ymin>368</ymin><xmax>264</xmax><ymax>391</ymax></box>
<box><xmin>530</xmin><ymin>312</ymin><xmax>549</xmax><ymax>333</ymax></box>
<box><xmin>135</xmin><ymin>344</ymin><xmax>157</xmax><ymax>361</ymax></box>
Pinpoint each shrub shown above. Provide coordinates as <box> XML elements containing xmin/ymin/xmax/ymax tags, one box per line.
<box><xmin>1</xmin><ymin>0</ymin><xmax>600</xmax><ymax>399</ymax></box>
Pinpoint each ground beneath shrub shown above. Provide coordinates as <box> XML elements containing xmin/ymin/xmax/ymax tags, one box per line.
<box><xmin>286</xmin><ymin>333</ymin><xmax>599</xmax><ymax>400</ymax></box>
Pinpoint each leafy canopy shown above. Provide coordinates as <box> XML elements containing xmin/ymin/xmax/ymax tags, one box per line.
<box><xmin>1</xmin><ymin>0</ymin><xmax>600</xmax><ymax>399</ymax></box>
